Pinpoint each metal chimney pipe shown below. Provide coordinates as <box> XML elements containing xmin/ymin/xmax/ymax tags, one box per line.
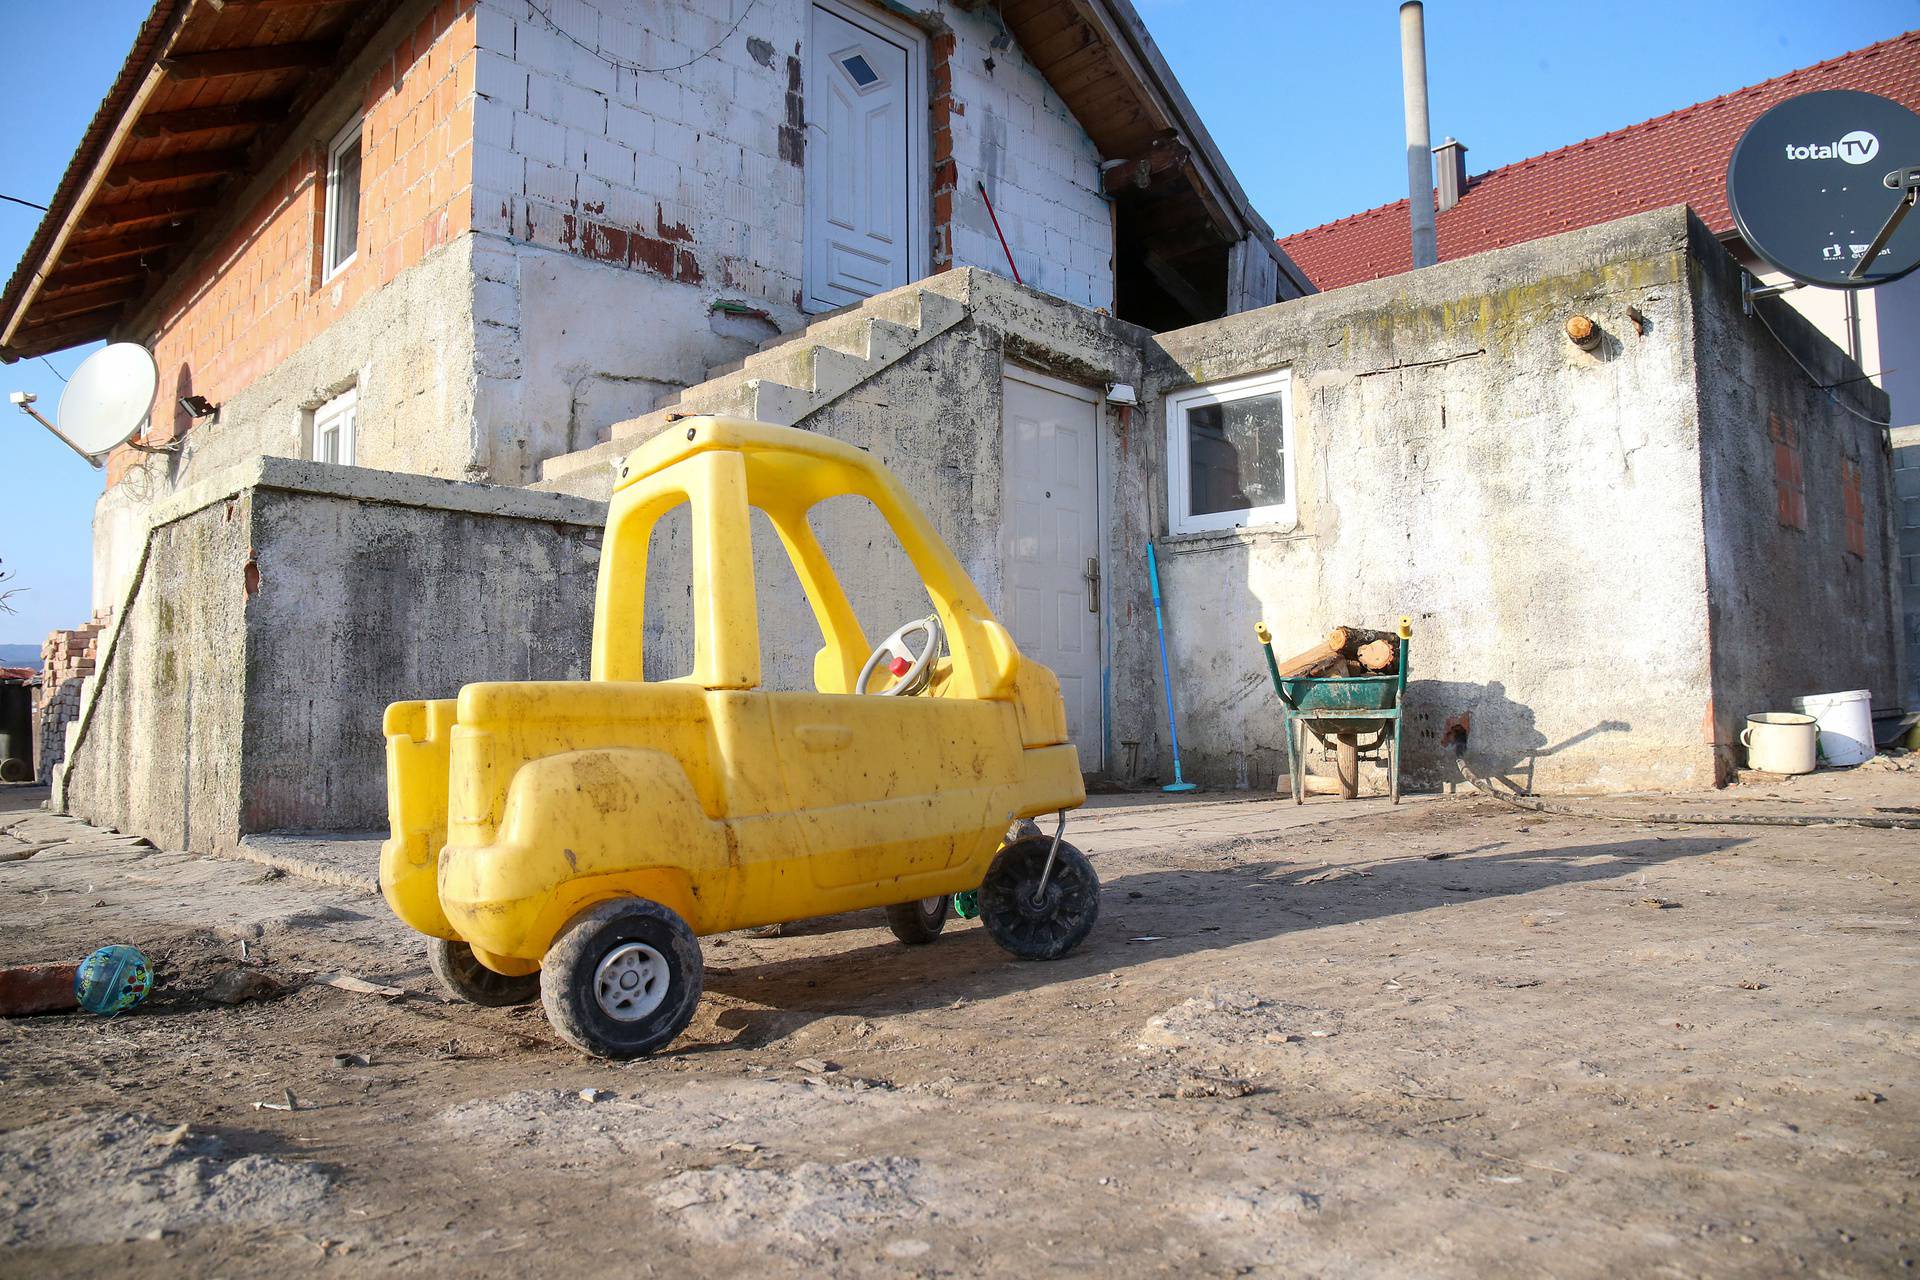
<box><xmin>1400</xmin><ymin>1</ymin><xmax>1437</xmax><ymax>268</ymax></box>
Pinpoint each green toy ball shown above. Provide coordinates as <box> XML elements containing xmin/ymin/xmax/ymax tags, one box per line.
<box><xmin>74</xmin><ymin>945</ymin><xmax>154</xmax><ymax>1016</ymax></box>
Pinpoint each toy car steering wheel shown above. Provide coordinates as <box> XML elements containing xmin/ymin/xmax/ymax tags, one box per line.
<box><xmin>856</xmin><ymin>613</ymin><xmax>945</xmax><ymax>696</ymax></box>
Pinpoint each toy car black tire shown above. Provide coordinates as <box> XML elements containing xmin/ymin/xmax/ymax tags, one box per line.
<box><xmin>540</xmin><ymin>899</ymin><xmax>704</xmax><ymax>1059</ymax></box>
<box><xmin>884</xmin><ymin>896</ymin><xmax>950</xmax><ymax>945</ymax></box>
<box><xmin>428</xmin><ymin>938</ymin><xmax>540</xmax><ymax>1007</ymax></box>
<box><xmin>978</xmin><ymin>836</ymin><xmax>1100</xmax><ymax>961</ymax></box>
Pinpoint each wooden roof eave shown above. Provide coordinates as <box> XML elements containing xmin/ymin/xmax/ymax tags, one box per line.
<box><xmin>0</xmin><ymin>0</ymin><xmax>411</xmax><ymax>363</ymax></box>
<box><xmin>0</xmin><ymin>1</ymin><xmax>197</xmax><ymax>358</ymax></box>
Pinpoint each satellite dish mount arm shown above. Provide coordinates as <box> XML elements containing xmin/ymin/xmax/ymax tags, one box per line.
<box><xmin>12</xmin><ymin>396</ymin><xmax>102</xmax><ymax>469</ymax></box>
<box><xmin>1848</xmin><ymin>165</ymin><xmax>1920</xmax><ymax>281</ymax></box>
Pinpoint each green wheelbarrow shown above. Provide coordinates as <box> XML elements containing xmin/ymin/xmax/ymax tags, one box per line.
<box><xmin>1256</xmin><ymin>618</ymin><xmax>1411</xmax><ymax>805</ymax></box>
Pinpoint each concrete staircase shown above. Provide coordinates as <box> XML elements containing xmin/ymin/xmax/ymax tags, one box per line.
<box><xmin>532</xmin><ymin>280</ymin><xmax>969</xmax><ymax>500</ymax></box>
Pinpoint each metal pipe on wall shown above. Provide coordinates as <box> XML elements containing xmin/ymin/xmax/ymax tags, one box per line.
<box><xmin>1400</xmin><ymin>1</ymin><xmax>1438</xmax><ymax>268</ymax></box>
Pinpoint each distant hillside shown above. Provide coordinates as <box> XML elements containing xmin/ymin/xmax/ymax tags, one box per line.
<box><xmin>0</xmin><ymin>644</ymin><xmax>42</xmax><ymax>670</ymax></box>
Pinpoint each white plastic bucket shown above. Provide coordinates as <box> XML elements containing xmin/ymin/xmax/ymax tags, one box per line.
<box><xmin>1741</xmin><ymin>712</ymin><xmax>1818</xmax><ymax>774</ymax></box>
<box><xmin>1792</xmin><ymin>689</ymin><xmax>1875</xmax><ymax>767</ymax></box>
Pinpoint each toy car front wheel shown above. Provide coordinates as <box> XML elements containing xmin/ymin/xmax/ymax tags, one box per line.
<box><xmin>978</xmin><ymin>836</ymin><xmax>1100</xmax><ymax>960</ymax></box>
<box><xmin>884</xmin><ymin>896</ymin><xmax>950</xmax><ymax>945</ymax></box>
<box><xmin>540</xmin><ymin>899</ymin><xmax>704</xmax><ymax>1059</ymax></box>
<box><xmin>429</xmin><ymin>938</ymin><xmax>541</xmax><ymax>1007</ymax></box>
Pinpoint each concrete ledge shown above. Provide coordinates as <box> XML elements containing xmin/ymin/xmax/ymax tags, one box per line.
<box><xmin>147</xmin><ymin>454</ymin><xmax>608</xmax><ymax>536</ymax></box>
<box><xmin>235</xmin><ymin>832</ymin><xmax>382</xmax><ymax>894</ymax></box>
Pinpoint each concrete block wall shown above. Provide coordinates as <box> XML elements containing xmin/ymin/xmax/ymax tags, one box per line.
<box><xmin>462</xmin><ymin>0</ymin><xmax>1114</xmax><ymax>480</ymax></box>
<box><xmin>934</xmin><ymin>9</ymin><xmax>1113</xmax><ymax>312</ymax></box>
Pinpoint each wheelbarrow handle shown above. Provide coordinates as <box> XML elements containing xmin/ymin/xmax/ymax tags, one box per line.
<box><xmin>1254</xmin><ymin>621</ymin><xmax>1297</xmax><ymax>708</ymax></box>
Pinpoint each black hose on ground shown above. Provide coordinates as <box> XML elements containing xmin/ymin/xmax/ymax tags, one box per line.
<box><xmin>1450</xmin><ymin>747</ymin><xmax>1920</xmax><ymax>831</ymax></box>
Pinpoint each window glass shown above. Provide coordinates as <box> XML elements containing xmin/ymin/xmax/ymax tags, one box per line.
<box><xmin>311</xmin><ymin>388</ymin><xmax>356</xmax><ymax>465</ymax></box>
<box><xmin>325</xmin><ymin>123</ymin><xmax>361</xmax><ymax>276</ymax></box>
<box><xmin>1188</xmin><ymin>393</ymin><xmax>1286</xmax><ymax>517</ymax></box>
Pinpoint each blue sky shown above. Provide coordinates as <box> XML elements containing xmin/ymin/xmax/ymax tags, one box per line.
<box><xmin>1</xmin><ymin>0</ymin><xmax>1916</xmax><ymax>644</ymax></box>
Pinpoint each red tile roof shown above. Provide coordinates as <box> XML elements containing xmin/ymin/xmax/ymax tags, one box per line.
<box><xmin>1279</xmin><ymin>30</ymin><xmax>1920</xmax><ymax>292</ymax></box>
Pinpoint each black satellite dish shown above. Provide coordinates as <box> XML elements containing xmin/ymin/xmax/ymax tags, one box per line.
<box><xmin>1727</xmin><ymin>89</ymin><xmax>1920</xmax><ymax>289</ymax></box>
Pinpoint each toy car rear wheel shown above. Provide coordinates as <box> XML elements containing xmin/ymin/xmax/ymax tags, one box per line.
<box><xmin>540</xmin><ymin>899</ymin><xmax>704</xmax><ymax>1059</ymax></box>
<box><xmin>884</xmin><ymin>896</ymin><xmax>950</xmax><ymax>945</ymax></box>
<box><xmin>428</xmin><ymin>938</ymin><xmax>540</xmax><ymax>1007</ymax></box>
<box><xmin>978</xmin><ymin>836</ymin><xmax>1100</xmax><ymax>960</ymax></box>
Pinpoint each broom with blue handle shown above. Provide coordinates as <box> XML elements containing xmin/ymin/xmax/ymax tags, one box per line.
<box><xmin>1145</xmin><ymin>541</ymin><xmax>1196</xmax><ymax>793</ymax></box>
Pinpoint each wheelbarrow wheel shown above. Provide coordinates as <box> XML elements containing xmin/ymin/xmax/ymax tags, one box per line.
<box><xmin>429</xmin><ymin>938</ymin><xmax>540</xmax><ymax>1007</ymax></box>
<box><xmin>885</xmin><ymin>896</ymin><xmax>950</xmax><ymax>945</ymax></box>
<box><xmin>978</xmin><ymin>836</ymin><xmax>1100</xmax><ymax>961</ymax></box>
<box><xmin>541</xmin><ymin>899</ymin><xmax>704</xmax><ymax>1059</ymax></box>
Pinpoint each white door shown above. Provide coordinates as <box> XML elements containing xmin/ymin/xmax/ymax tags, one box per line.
<box><xmin>805</xmin><ymin>1</ymin><xmax>924</xmax><ymax>313</ymax></box>
<box><xmin>1002</xmin><ymin>366</ymin><xmax>1103</xmax><ymax>770</ymax></box>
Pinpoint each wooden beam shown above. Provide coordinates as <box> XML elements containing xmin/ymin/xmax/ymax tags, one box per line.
<box><xmin>205</xmin><ymin>0</ymin><xmax>359</xmax><ymax>8</ymax></box>
<box><xmin>1140</xmin><ymin>247</ymin><xmax>1212</xmax><ymax>323</ymax></box>
<box><xmin>61</xmin><ymin>229</ymin><xmax>180</xmax><ymax>265</ymax></box>
<box><xmin>32</xmin><ymin>282</ymin><xmax>144</xmax><ymax>324</ymax></box>
<box><xmin>159</xmin><ymin>42</ymin><xmax>334</xmax><ymax>81</ymax></box>
<box><xmin>78</xmin><ymin>190</ymin><xmax>220</xmax><ymax>232</ymax></box>
<box><xmin>104</xmin><ymin>150</ymin><xmax>246</xmax><ymax>187</ymax></box>
<box><xmin>1103</xmin><ymin>135</ymin><xmax>1190</xmax><ymax>195</ymax></box>
<box><xmin>39</xmin><ymin>260</ymin><xmax>152</xmax><ymax>291</ymax></box>
<box><xmin>12</xmin><ymin>312</ymin><xmax>126</xmax><ymax>354</ymax></box>
<box><xmin>132</xmin><ymin>99</ymin><xmax>290</xmax><ymax>139</ymax></box>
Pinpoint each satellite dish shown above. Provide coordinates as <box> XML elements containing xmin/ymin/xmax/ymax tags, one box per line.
<box><xmin>56</xmin><ymin>342</ymin><xmax>158</xmax><ymax>456</ymax></box>
<box><xmin>1727</xmin><ymin>90</ymin><xmax>1920</xmax><ymax>289</ymax></box>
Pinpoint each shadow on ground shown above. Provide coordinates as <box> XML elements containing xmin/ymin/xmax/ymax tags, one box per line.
<box><xmin>696</xmin><ymin>835</ymin><xmax>1742</xmax><ymax>1048</ymax></box>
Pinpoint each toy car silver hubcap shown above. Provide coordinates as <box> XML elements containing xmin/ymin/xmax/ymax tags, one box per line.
<box><xmin>920</xmin><ymin>897</ymin><xmax>944</xmax><ymax>914</ymax></box>
<box><xmin>594</xmin><ymin>942</ymin><xmax>670</xmax><ymax>1022</ymax></box>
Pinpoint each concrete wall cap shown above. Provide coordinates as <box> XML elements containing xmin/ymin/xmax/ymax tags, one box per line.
<box><xmin>146</xmin><ymin>455</ymin><xmax>610</xmax><ymax>534</ymax></box>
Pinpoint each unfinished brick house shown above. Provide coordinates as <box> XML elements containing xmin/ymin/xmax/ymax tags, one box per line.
<box><xmin>0</xmin><ymin>0</ymin><xmax>1305</xmax><ymax>619</ymax></box>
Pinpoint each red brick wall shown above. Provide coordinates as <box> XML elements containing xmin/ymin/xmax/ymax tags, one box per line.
<box><xmin>112</xmin><ymin>1</ymin><xmax>479</xmax><ymax>487</ymax></box>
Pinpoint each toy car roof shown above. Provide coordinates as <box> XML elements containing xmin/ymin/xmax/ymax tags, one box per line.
<box><xmin>612</xmin><ymin>416</ymin><xmax>878</xmax><ymax>494</ymax></box>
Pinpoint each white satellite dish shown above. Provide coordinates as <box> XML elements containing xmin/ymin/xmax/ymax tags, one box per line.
<box><xmin>56</xmin><ymin>342</ymin><xmax>159</xmax><ymax>457</ymax></box>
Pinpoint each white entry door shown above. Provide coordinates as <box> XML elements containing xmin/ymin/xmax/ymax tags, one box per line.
<box><xmin>1002</xmin><ymin>366</ymin><xmax>1104</xmax><ymax>770</ymax></box>
<box><xmin>805</xmin><ymin>1</ymin><xmax>924</xmax><ymax>312</ymax></box>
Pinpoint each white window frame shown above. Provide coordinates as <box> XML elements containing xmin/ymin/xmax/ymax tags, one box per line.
<box><xmin>311</xmin><ymin>386</ymin><xmax>357</xmax><ymax>465</ymax></box>
<box><xmin>321</xmin><ymin>115</ymin><xmax>363</xmax><ymax>281</ymax></box>
<box><xmin>1165</xmin><ymin>368</ymin><xmax>1296</xmax><ymax>535</ymax></box>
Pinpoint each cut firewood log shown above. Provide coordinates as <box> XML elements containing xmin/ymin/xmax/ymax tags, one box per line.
<box><xmin>1356</xmin><ymin>639</ymin><xmax>1398</xmax><ymax>672</ymax></box>
<box><xmin>1327</xmin><ymin>625</ymin><xmax>1398</xmax><ymax>657</ymax></box>
<box><xmin>1275</xmin><ymin>641</ymin><xmax>1342</xmax><ymax>678</ymax></box>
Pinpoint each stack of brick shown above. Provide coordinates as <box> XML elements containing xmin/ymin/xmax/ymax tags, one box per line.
<box><xmin>33</xmin><ymin>612</ymin><xmax>110</xmax><ymax>784</ymax></box>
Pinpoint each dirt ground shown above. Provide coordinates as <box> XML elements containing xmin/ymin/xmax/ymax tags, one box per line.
<box><xmin>1</xmin><ymin>768</ymin><xmax>1916</xmax><ymax>1278</ymax></box>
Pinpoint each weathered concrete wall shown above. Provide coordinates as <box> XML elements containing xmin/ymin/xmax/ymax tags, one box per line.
<box><xmin>1143</xmin><ymin>208</ymin><xmax>1724</xmax><ymax>793</ymax></box>
<box><xmin>62</xmin><ymin>493</ymin><xmax>253</xmax><ymax>851</ymax></box>
<box><xmin>1895</xmin><ymin>423</ymin><xmax>1920</xmax><ymax>711</ymax></box>
<box><xmin>1693</xmin><ymin>218</ymin><xmax>1905</xmax><ymax>750</ymax></box>
<box><xmin>64</xmin><ymin>459</ymin><xmax>604</xmax><ymax>850</ymax></box>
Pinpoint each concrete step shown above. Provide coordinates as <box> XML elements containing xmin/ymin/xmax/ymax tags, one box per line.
<box><xmin>531</xmin><ymin>283</ymin><xmax>971</xmax><ymax>501</ymax></box>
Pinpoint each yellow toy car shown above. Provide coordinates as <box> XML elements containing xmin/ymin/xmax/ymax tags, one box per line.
<box><xmin>381</xmin><ymin>417</ymin><xmax>1097</xmax><ymax>1057</ymax></box>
